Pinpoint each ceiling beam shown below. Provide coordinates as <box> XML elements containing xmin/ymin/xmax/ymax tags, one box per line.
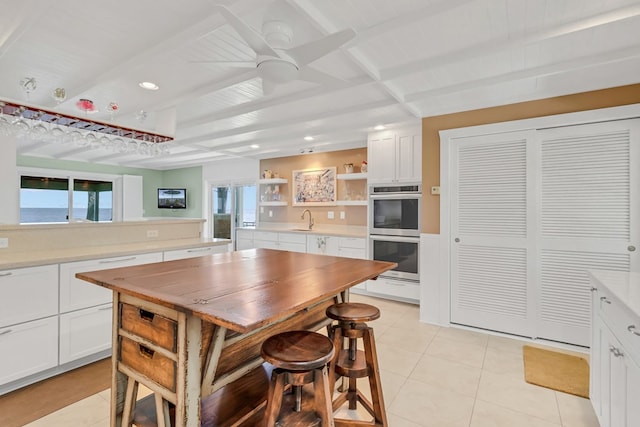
<box><xmin>380</xmin><ymin>2</ymin><xmax>640</xmax><ymax>82</ymax></box>
<box><xmin>404</xmin><ymin>44</ymin><xmax>640</xmax><ymax>102</ymax></box>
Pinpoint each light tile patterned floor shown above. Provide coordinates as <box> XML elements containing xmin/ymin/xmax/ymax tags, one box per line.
<box><xmin>25</xmin><ymin>294</ymin><xmax>600</xmax><ymax>427</ymax></box>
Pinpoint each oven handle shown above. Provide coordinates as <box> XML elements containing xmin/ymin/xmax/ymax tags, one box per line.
<box><xmin>370</xmin><ymin>193</ymin><xmax>422</xmax><ymax>200</ymax></box>
<box><xmin>369</xmin><ymin>235</ymin><xmax>420</xmax><ymax>243</ymax></box>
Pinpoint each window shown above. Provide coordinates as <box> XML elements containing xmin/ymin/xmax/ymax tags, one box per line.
<box><xmin>20</xmin><ymin>172</ymin><xmax>114</xmax><ymax>224</ymax></box>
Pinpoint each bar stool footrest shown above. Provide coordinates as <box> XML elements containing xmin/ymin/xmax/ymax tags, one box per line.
<box><xmin>335</xmin><ymin>349</ymin><xmax>368</xmax><ymax>377</ymax></box>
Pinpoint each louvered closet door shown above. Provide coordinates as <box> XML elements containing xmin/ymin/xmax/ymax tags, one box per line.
<box><xmin>535</xmin><ymin>120</ymin><xmax>640</xmax><ymax>346</ymax></box>
<box><xmin>450</xmin><ymin>131</ymin><xmax>536</xmax><ymax>337</ymax></box>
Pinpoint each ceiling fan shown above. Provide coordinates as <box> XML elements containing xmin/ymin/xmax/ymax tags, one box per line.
<box><xmin>211</xmin><ymin>4</ymin><xmax>356</xmax><ymax>95</ymax></box>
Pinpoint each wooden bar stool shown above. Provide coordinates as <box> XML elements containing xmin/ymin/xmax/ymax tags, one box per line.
<box><xmin>326</xmin><ymin>302</ymin><xmax>387</xmax><ymax>427</ymax></box>
<box><xmin>261</xmin><ymin>330</ymin><xmax>335</xmax><ymax>427</ymax></box>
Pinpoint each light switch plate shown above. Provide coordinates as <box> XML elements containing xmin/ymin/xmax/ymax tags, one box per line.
<box><xmin>431</xmin><ymin>186</ymin><xmax>440</xmax><ymax>195</ymax></box>
<box><xmin>328</xmin><ymin>211</ymin><xmax>334</xmax><ymax>219</ymax></box>
<box><xmin>0</xmin><ymin>237</ymin><xmax>8</xmax><ymax>248</ymax></box>
<box><xmin>340</xmin><ymin>211</ymin><xmax>345</xmax><ymax>220</ymax></box>
<box><xmin>269</xmin><ymin>210</ymin><xmax>273</xmax><ymax>217</ymax></box>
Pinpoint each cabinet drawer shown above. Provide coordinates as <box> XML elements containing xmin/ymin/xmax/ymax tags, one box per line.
<box><xmin>338</xmin><ymin>237</ymin><xmax>366</xmax><ymax>250</ymax></box>
<box><xmin>367</xmin><ymin>277</ymin><xmax>420</xmax><ymax>302</ymax></box>
<box><xmin>253</xmin><ymin>231</ymin><xmax>278</xmax><ymax>241</ymax></box>
<box><xmin>60</xmin><ymin>304</ymin><xmax>112</xmax><ymax>364</ymax></box>
<box><xmin>119</xmin><ymin>336</ymin><xmax>176</xmax><ymax>392</ymax></box>
<box><xmin>0</xmin><ymin>317</ymin><xmax>58</xmax><ymax>386</ymax></box>
<box><xmin>278</xmin><ymin>232</ymin><xmax>307</xmax><ymax>244</ymax></box>
<box><xmin>600</xmin><ymin>290</ymin><xmax>640</xmax><ymax>364</ymax></box>
<box><xmin>163</xmin><ymin>244</ymin><xmax>229</xmax><ymax>261</ymax></box>
<box><xmin>120</xmin><ymin>303</ymin><xmax>177</xmax><ymax>352</ymax></box>
<box><xmin>0</xmin><ymin>265</ymin><xmax>58</xmax><ymax>328</ymax></box>
<box><xmin>60</xmin><ymin>252</ymin><xmax>162</xmax><ymax>313</ymax></box>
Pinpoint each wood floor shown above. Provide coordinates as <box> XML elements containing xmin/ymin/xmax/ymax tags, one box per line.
<box><xmin>0</xmin><ymin>358</ymin><xmax>111</xmax><ymax>427</ymax></box>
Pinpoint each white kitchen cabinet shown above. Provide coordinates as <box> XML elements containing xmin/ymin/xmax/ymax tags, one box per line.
<box><xmin>59</xmin><ymin>252</ymin><xmax>162</xmax><ymax>313</ymax></box>
<box><xmin>366</xmin><ymin>276</ymin><xmax>419</xmax><ymax>302</ymax></box>
<box><xmin>590</xmin><ymin>271</ymin><xmax>640</xmax><ymax>427</ymax></box>
<box><xmin>253</xmin><ymin>230</ymin><xmax>306</xmax><ymax>252</ymax></box>
<box><xmin>235</xmin><ymin>229</ymin><xmax>254</xmax><ymax>250</ymax></box>
<box><xmin>59</xmin><ymin>303</ymin><xmax>113</xmax><ymax>364</ymax></box>
<box><xmin>0</xmin><ymin>264</ymin><xmax>58</xmax><ymax>328</ymax></box>
<box><xmin>306</xmin><ymin>235</ymin><xmax>339</xmax><ymax>255</ymax></box>
<box><xmin>163</xmin><ymin>244</ymin><xmax>230</xmax><ymax>261</ymax></box>
<box><xmin>0</xmin><ymin>317</ymin><xmax>58</xmax><ymax>386</ymax></box>
<box><xmin>368</xmin><ymin>127</ymin><xmax>422</xmax><ymax>184</ymax></box>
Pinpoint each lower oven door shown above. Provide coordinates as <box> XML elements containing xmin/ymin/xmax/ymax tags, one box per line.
<box><xmin>369</xmin><ymin>235</ymin><xmax>420</xmax><ymax>281</ymax></box>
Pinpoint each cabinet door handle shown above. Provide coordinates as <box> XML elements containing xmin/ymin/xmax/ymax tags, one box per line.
<box><xmin>628</xmin><ymin>325</ymin><xmax>640</xmax><ymax>337</ymax></box>
<box><xmin>600</xmin><ymin>296</ymin><xmax>611</xmax><ymax>304</ymax></box>
<box><xmin>590</xmin><ymin>287</ymin><xmax>597</xmax><ymax>292</ymax></box>
<box><xmin>609</xmin><ymin>346</ymin><xmax>624</xmax><ymax>358</ymax></box>
<box><xmin>0</xmin><ymin>272</ymin><xmax>12</xmax><ymax>277</ymax></box>
<box><xmin>187</xmin><ymin>247</ymin><xmax>212</xmax><ymax>253</ymax></box>
<box><xmin>99</xmin><ymin>256</ymin><xmax>136</xmax><ymax>264</ymax></box>
<box><xmin>0</xmin><ymin>329</ymin><xmax>12</xmax><ymax>336</ymax></box>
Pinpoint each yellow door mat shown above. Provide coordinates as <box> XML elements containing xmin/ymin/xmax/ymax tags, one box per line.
<box><xmin>523</xmin><ymin>345</ymin><xmax>590</xmax><ymax>399</ymax></box>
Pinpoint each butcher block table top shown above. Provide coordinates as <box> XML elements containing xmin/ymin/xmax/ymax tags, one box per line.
<box><xmin>76</xmin><ymin>248</ymin><xmax>397</xmax><ymax>334</ymax></box>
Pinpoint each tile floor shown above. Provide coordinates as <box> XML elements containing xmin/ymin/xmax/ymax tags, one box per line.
<box><xmin>25</xmin><ymin>294</ymin><xmax>600</xmax><ymax>427</ymax></box>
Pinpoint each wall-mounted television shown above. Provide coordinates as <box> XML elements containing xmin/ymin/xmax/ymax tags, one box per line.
<box><xmin>158</xmin><ymin>188</ymin><xmax>187</xmax><ymax>209</ymax></box>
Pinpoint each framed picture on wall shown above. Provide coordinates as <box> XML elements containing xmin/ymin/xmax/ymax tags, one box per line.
<box><xmin>292</xmin><ymin>167</ymin><xmax>337</xmax><ymax>206</ymax></box>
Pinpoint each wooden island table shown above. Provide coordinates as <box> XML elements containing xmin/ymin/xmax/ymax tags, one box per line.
<box><xmin>76</xmin><ymin>248</ymin><xmax>396</xmax><ymax>427</ymax></box>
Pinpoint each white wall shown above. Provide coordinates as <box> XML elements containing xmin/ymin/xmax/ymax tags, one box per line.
<box><xmin>0</xmin><ymin>135</ymin><xmax>19</xmax><ymax>224</ymax></box>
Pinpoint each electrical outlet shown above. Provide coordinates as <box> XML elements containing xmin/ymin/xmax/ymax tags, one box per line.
<box><xmin>147</xmin><ymin>230</ymin><xmax>159</xmax><ymax>238</ymax></box>
<box><xmin>269</xmin><ymin>210</ymin><xmax>273</xmax><ymax>217</ymax></box>
<box><xmin>260</xmin><ymin>206</ymin><xmax>264</xmax><ymax>213</ymax></box>
<box><xmin>0</xmin><ymin>237</ymin><xmax>8</xmax><ymax>248</ymax></box>
<box><xmin>431</xmin><ymin>186</ymin><xmax>440</xmax><ymax>195</ymax></box>
<box><xmin>340</xmin><ymin>211</ymin><xmax>345</xmax><ymax>220</ymax></box>
<box><xmin>328</xmin><ymin>211</ymin><xmax>334</xmax><ymax>219</ymax></box>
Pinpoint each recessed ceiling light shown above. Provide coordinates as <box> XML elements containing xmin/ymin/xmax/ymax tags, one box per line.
<box><xmin>374</xmin><ymin>124</ymin><xmax>386</xmax><ymax>130</ymax></box>
<box><xmin>304</xmin><ymin>136</ymin><xmax>314</xmax><ymax>141</ymax></box>
<box><xmin>139</xmin><ymin>81</ymin><xmax>159</xmax><ymax>91</ymax></box>
<box><xmin>250</xmin><ymin>144</ymin><xmax>259</xmax><ymax>149</ymax></box>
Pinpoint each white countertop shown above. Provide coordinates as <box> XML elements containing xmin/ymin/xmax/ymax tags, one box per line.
<box><xmin>237</xmin><ymin>224</ymin><xmax>367</xmax><ymax>238</ymax></box>
<box><xmin>590</xmin><ymin>269</ymin><xmax>640</xmax><ymax>319</ymax></box>
<box><xmin>0</xmin><ymin>238</ymin><xmax>231</xmax><ymax>270</ymax></box>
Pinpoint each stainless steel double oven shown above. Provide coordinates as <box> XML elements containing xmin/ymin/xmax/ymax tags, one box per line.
<box><xmin>369</xmin><ymin>184</ymin><xmax>421</xmax><ymax>281</ymax></box>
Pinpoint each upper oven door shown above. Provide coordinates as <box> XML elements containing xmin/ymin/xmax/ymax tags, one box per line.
<box><xmin>369</xmin><ymin>193</ymin><xmax>421</xmax><ymax>236</ymax></box>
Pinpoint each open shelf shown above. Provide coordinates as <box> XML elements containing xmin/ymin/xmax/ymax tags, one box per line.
<box><xmin>257</xmin><ymin>178</ymin><xmax>287</xmax><ymax>184</ymax></box>
<box><xmin>337</xmin><ymin>173</ymin><xmax>367</xmax><ymax>180</ymax></box>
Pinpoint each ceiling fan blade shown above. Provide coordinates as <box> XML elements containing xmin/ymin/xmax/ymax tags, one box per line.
<box><xmin>287</xmin><ymin>29</ymin><xmax>356</xmax><ymax>67</ymax></box>
<box><xmin>297</xmin><ymin>66</ymin><xmax>348</xmax><ymax>86</ymax></box>
<box><xmin>189</xmin><ymin>60</ymin><xmax>256</xmax><ymax>68</ymax></box>
<box><xmin>261</xmin><ymin>79</ymin><xmax>277</xmax><ymax>96</ymax></box>
<box><xmin>215</xmin><ymin>5</ymin><xmax>279</xmax><ymax>57</ymax></box>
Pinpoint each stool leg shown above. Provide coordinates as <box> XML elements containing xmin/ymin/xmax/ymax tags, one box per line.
<box><xmin>328</xmin><ymin>325</ymin><xmax>343</xmax><ymax>394</ymax></box>
<box><xmin>264</xmin><ymin>369</ymin><xmax>286</xmax><ymax>427</ymax></box>
<box><xmin>120</xmin><ymin>377</ymin><xmax>138</xmax><ymax>427</ymax></box>
<box><xmin>314</xmin><ymin>366</ymin><xmax>335</xmax><ymax>427</ymax></box>
<box><xmin>363</xmin><ymin>327</ymin><xmax>387</xmax><ymax>426</ymax></box>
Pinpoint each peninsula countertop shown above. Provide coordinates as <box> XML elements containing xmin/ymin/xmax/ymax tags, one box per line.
<box><xmin>0</xmin><ymin>237</ymin><xmax>231</xmax><ymax>270</ymax></box>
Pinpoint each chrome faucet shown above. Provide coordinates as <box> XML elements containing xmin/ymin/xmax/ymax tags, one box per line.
<box><xmin>301</xmin><ymin>209</ymin><xmax>314</xmax><ymax>230</ymax></box>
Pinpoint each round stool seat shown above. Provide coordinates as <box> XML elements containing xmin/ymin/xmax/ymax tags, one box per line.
<box><xmin>261</xmin><ymin>330</ymin><xmax>334</xmax><ymax>371</ymax></box>
<box><xmin>326</xmin><ymin>302</ymin><xmax>380</xmax><ymax>323</ymax></box>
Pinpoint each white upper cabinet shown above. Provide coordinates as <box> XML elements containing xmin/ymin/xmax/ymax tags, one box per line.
<box><xmin>368</xmin><ymin>127</ymin><xmax>422</xmax><ymax>184</ymax></box>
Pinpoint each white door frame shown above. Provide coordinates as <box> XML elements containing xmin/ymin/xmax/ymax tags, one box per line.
<box><xmin>437</xmin><ymin>103</ymin><xmax>640</xmax><ymax>327</ymax></box>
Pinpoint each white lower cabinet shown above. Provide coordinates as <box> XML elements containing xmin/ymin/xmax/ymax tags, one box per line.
<box><xmin>163</xmin><ymin>244</ymin><xmax>230</xmax><ymax>261</ymax></box>
<box><xmin>366</xmin><ymin>276</ymin><xmax>420</xmax><ymax>302</ymax></box>
<box><xmin>59</xmin><ymin>252</ymin><xmax>163</xmax><ymax>313</ymax></box>
<box><xmin>306</xmin><ymin>235</ymin><xmax>339</xmax><ymax>255</ymax></box>
<box><xmin>254</xmin><ymin>231</ymin><xmax>306</xmax><ymax>252</ymax></box>
<box><xmin>0</xmin><ymin>317</ymin><xmax>58</xmax><ymax>386</ymax></box>
<box><xmin>59</xmin><ymin>303</ymin><xmax>113</xmax><ymax>364</ymax></box>
<box><xmin>235</xmin><ymin>229</ymin><xmax>254</xmax><ymax>250</ymax></box>
<box><xmin>590</xmin><ymin>272</ymin><xmax>640</xmax><ymax>427</ymax></box>
<box><xmin>0</xmin><ymin>265</ymin><xmax>58</xmax><ymax>328</ymax></box>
